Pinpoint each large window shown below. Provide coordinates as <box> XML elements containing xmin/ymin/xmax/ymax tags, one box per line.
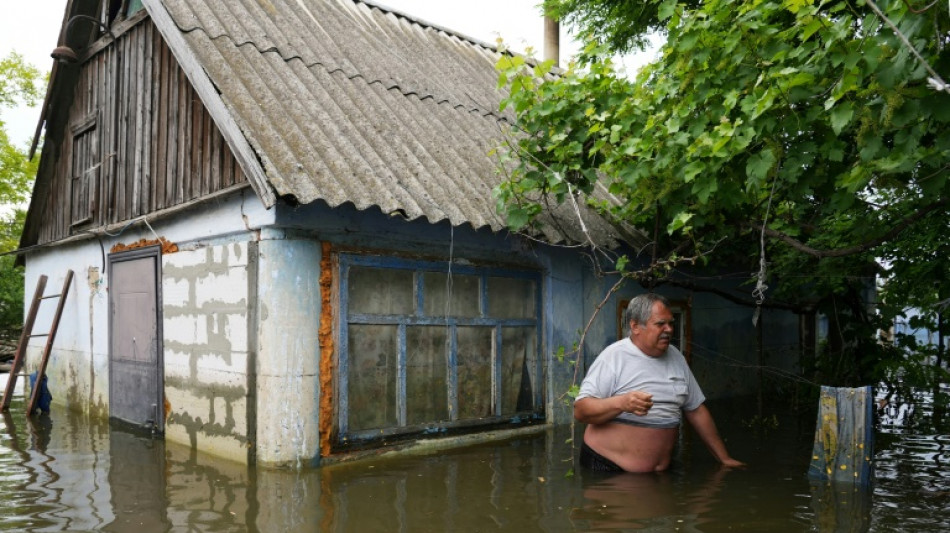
<box><xmin>338</xmin><ymin>254</ymin><xmax>543</xmax><ymax>448</ymax></box>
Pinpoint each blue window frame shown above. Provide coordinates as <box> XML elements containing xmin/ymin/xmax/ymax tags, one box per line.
<box><xmin>337</xmin><ymin>253</ymin><xmax>544</xmax><ymax>447</ymax></box>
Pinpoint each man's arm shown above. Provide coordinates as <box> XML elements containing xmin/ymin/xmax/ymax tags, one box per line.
<box><xmin>684</xmin><ymin>404</ymin><xmax>746</xmax><ymax>467</ymax></box>
<box><xmin>574</xmin><ymin>391</ymin><xmax>654</xmax><ymax>425</ymax></box>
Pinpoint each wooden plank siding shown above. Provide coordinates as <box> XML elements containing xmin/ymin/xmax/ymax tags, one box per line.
<box><xmin>35</xmin><ymin>17</ymin><xmax>248</xmax><ymax>245</ymax></box>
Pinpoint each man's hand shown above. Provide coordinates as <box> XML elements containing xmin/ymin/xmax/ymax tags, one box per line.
<box><xmin>618</xmin><ymin>391</ymin><xmax>653</xmax><ymax>417</ymax></box>
<box><xmin>720</xmin><ymin>457</ymin><xmax>746</xmax><ymax>468</ymax></box>
<box><xmin>574</xmin><ymin>390</ymin><xmax>654</xmax><ymax>424</ymax></box>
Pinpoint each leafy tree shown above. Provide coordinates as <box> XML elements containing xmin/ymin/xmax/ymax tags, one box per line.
<box><xmin>496</xmin><ymin>0</ymin><xmax>950</xmax><ymax>389</ymax></box>
<box><xmin>0</xmin><ymin>211</ymin><xmax>26</xmax><ymax>334</ymax></box>
<box><xmin>542</xmin><ymin>0</ymin><xmax>697</xmax><ymax>54</ymax></box>
<box><xmin>0</xmin><ymin>51</ymin><xmax>42</xmax><ymax>338</ymax></box>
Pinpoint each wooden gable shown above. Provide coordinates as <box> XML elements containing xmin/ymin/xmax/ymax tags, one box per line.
<box><xmin>28</xmin><ymin>13</ymin><xmax>249</xmax><ymax>246</ymax></box>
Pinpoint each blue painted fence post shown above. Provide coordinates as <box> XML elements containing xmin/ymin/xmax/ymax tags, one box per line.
<box><xmin>808</xmin><ymin>385</ymin><xmax>875</xmax><ymax>485</ymax></box>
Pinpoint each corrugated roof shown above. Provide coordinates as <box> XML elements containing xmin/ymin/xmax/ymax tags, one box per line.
<box><xmin>160</xmin><ymin>0</ymin><xmax>638</xmax><ymax>247</ymax></box>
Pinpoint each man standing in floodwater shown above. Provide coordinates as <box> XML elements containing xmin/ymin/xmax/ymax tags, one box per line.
<box><xmin>574</xmin><ymin>293</ymin><xmax>745</xmax><ymax>473</ymax></box>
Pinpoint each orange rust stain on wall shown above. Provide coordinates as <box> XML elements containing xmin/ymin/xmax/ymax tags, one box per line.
<box><xmin>110</xmin><ymin>237</ymin><xmax>179</xmax><ymax>255</ymax></box>
<box><xmin>318</xmin><ymin>242</ymin><xmax>335</xmax><ymax>457</ymax></box>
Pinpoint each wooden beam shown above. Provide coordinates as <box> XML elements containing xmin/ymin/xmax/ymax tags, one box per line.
<box><xmin>6</xmin><ymin>182</ymin><xmax>253</xmax><ymax>257</ymax></box>
<box><xmin>139</xmin><ymin>0</ymin><xmax>276</xmax><ymax>208</ymax></box>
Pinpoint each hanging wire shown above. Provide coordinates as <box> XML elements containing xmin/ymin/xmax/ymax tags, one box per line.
<box><xmin>752</xmin><ymin>179</ymin><xmax>777</xmax><ymax>326</ymax></box>
<box><xmin>98</xmin><ymin>218</ymin><xmax>137</xmax><ymax>237</ymax></box>
<box><xmin>443</xmin><ymin>225</ymin><xmax>455</xmax><ymax>379</ymax></box>
<box><xmin>142</xmin><ymin>216</ymin><xmax>162</xmax><ymax>244</ymax></box>
<box><xmin>445</xmin><ymin>224</ymin><xmax>454</xmax><ymax>322</ymax></box>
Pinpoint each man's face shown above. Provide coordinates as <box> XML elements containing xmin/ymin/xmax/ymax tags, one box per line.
<box><xmin>630</xmin><ymin>301</ymin><xmax>674</xmax><ymax>357</ymax></box>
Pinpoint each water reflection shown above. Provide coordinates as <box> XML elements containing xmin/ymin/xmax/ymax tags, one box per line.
<box><xmin>872</xmin><ymin>385</ymin><xmax>950</xmax><ymax>532</ymax></box>
<box><xmin>313</xmin><ymin>435</ymin><xmax>580</xmax><ymax>532</ymax></box>
<box><xmin>107</xmin><ymin>429</ymin><xmax>170</xmax><ymax>532</ymax></box>
<box><xmin>2</xmin><ymin>375</ymin><xmax>950</xmax><ymax>532</ymax></box>
<box><xmin>810</xmin><ymin>480</ymin><xmax>872</xmax><ymax>533</ymax></box>
<box><xmin>1</xmin><ymin>405</ymin><xmax>110</xmax><ymax>532</ymax></box>
<box><xmin>573</xmin><ymin>467</ymin><xmax>731</xmax><ymax>532</ymax></box>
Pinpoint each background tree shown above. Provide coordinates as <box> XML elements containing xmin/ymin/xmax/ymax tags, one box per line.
<box><xmin>496</xmin><ymin>0</ymin><xmax>949</xmax><ymax>394</ymax></box>
<box><xmin>0</xmin><ymin>51</ymin><xmax>42</xmax><ymax>342</ymax></box>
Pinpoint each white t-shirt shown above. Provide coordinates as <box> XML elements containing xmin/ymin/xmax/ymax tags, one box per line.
<box><xmin>575</xmin><ymin>337</ymin><xmax>705</xmax><ymax>428</ymax></box>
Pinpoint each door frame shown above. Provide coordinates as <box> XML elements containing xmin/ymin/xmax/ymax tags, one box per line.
<box><xmin>108</xmin><ymin>245</ymin><xmax>164</xmax><ymax>433</ymax></box>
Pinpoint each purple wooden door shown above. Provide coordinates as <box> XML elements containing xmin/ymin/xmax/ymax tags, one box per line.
<box><xmin>109</xmin><ymin>247</ymin><xmax>163</xmax><ymax>433</ymax></box>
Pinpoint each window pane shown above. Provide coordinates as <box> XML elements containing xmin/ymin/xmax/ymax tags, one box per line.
<box><xmin>348</xmin><ymin>267</ymin><xmax>413</xmax><ymax>315</ymax></box>
<box><xmin>422</xmin><ymin>272</ymin><xmax>480</xmax><ymax>318</ymax></box>
<box><xmin>71</xmin><ymin>127</ymin><xmax>97</xmax><ymax>226</ymax></box>
<box><xmin>406</xmin><ymin>326</ymin><xmax>448</xmax><ymax>425</ymax></box>
<box><xmin>487</xmin><ymin>277</ymin><xmax>535</xmax><ymax>319</ymax></box>
<box><xmin>672</xmin><ymin>310</ymin><xmax>685</xmax><ymax>352</ymax></box>
<box><xmin>456</xmin><ymin>327</ymin><xmax>493</xmax><ymax>419</ymax></box>
<box><xmin>501</xmin><ymin>327</ymin><xmax>537</xmax><ymax>415</ymax></box>
<box><xmin>347</xmin><ymin>324</ymin><xmax>398</xmax><ymax>431</ymax></box>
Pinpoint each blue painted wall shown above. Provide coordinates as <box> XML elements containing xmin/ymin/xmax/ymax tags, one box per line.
<box><xmin>272</xmin><ymin>200</ymin><xmax>803</xmax><ymax>426</ymax></box>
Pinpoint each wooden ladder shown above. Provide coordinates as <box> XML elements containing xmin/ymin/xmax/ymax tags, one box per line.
<box><xmin>1</xmin><ymin>270</ymin><xmax>74</xmax><ymax>415</ymax></box>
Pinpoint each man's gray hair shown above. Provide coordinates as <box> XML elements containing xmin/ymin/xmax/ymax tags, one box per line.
<box><xmin>625</xmin><ymin>293</ymin><xmax>671</xmax><ymax>326</ymax></box>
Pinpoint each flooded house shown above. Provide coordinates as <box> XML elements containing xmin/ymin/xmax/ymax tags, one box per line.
<box><xmin>15</xmin><ymin>0</ymin><xmax>805</xmax><ymax>468</ymax></box>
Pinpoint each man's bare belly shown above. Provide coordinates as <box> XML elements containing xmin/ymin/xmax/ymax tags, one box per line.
<box><xmin>583</xmin><ymin>422</ymin><xmax>678</xmax><ymax>472</ymax></box>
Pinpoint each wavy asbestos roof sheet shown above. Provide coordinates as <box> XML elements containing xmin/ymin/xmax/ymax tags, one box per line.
<box><xmin>160</xmin><ymin>0</ymin><xmax>637</xmax><ymax>247</ymax></box>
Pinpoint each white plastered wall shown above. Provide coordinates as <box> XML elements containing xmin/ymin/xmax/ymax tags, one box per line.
<box><xmin>253</xmin><ymin>235</ymin><xmax>322</xmax><ymax>467</ymax></box>
<box><xmin>21</xmin><ymin>189</ymin><xmax>275</xmax><ymax>455</ymax></box>
<box><xmin>22</xmin><ymin>242</ymin><xmax>112</xmax><ymax>417</ymax></box>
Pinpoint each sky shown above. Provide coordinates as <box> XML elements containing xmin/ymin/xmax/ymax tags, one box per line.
<box><xmin>0</xmin><ymin>1</ymin><xmax>67</xmax><ymax>146</ymax></box>
<box><xmin>0</xmin><ymin>1</ymin><xmax>657</xmax><ymax>147</ymax></box>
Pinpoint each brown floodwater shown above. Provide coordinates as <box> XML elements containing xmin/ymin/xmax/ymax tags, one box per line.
<box><xmin>1</xmin><ymin>374</ymin><xmax>948</xmax><ymax>532</ymax></box>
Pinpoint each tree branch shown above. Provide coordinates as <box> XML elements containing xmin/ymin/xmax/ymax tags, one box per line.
<box><xmin>657</xmin><ymin>277</ymin><xmax>816</xmax><ymax>314</ymax></box>
<box><xmin>757</xmin><ymin>198</ymin><xmax>949</xmax><ymax>259</ymax></box>
<box><xmin>865</xmin><ymin>0</ymin><xmax>950</xmax><ymax>93</ymax></box>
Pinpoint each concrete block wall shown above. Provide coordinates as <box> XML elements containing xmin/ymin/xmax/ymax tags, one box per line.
<box><xmin>162</xmin><ymin>241</ymin><xmax>255</xmax><ymax>463</ymax></box>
